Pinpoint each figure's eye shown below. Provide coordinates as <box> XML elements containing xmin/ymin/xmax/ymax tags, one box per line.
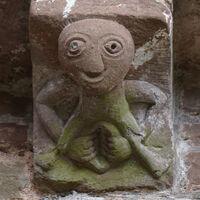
<box><xmin>67</xmin><ymin>40</ymin><xmax>86</xmax><ymax>57</ymax></box>
<box><xmin>104</xmin><ymin>40</ymin><xmax>123</xmax><ymax>55</ymax></box>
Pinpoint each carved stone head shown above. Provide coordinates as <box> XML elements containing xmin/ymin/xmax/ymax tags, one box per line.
<box><xmin>58</xmin><ymin>19</ymin><xmax>135</xmax><ymax>95</ymax></box>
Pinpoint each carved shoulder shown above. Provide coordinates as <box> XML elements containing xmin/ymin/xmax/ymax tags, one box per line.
<box><xmin>124</xmin><ymin>80</ymin><xmax>167</xmax><ymax>105</ymax></box>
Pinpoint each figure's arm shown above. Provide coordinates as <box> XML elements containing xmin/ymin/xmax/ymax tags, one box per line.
<box><xmin>57</xmin><ymin>113</ymin><xmax>86</xmax><ymax>154</ymax></box>
<box><xmin>125</xmin><ymin>80</ymin><xmax>167</xmax><ymax>105</ymax></box>
<box><xmin>35</xmin><ymin>77</ymin><xmax>78</xmax><ymax>142</ymax></box>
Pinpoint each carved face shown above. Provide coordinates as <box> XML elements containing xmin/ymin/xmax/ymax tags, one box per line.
<box><xmin>58</xmin><ymin>19</ymin><xmax>135</xmax><ymax>95</ymax></box>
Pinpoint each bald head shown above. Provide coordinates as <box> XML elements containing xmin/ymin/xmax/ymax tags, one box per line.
<box><xmin>58</xmin><ymin>19</ymin><xmax>135</xmax><ymax>95</ymax></box>
<box><xmin>60</xmin><ymin>19</ymin><xmax>133</xmax><ymax>42</ymax></box>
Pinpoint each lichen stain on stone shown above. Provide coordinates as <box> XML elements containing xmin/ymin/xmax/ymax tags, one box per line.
<box><xmin>132</xmin><ymin>29</ymin><xmax>168</xmax><ymax>70</ymax></box>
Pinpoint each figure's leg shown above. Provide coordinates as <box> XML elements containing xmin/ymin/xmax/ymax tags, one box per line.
<box><xmin>36</xmin><ymin>147</ymin><xmax>59</xmax><ymax>171</ymax></box>
<box><xmin>100</xmin><ymin>122</ymin><xmax>132</xmax><ymax>164</ymax></box>
<box><xmin>113</xmin><ymin>111</ymin><xmax>169</xmax><ymax>178</ymax></box>
<box><xmin>36</xmin><ymin>114</ymin><xmax>86</xmax><ymax>170</ymax></box>
<box><xmin>68</xmin><ymin>135</ymin><xmax>110</xmax><ymax>174</ymax></box>
<box><xmin>36</xmin><ymin>119</ymin><xmax>110</xmax><ymax>173</ymax></box>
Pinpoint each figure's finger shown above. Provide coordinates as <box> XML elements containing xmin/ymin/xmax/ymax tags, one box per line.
<box><xmin>104</xmin><ymin>145</ymin><xmax>114</xmax><ymax>156</ymax></box>
<box><xmin>107</xmin><ymin>136</ymin><xmax>114</xmax><ymax>143</ymax></box>
<box><xmin>103</xmin><ymin>129</ymin><xmax>112</xmax><ymax>137</ymax></box>
<box><xmin>102</xmin><ymin>145</ymin><xmax>109</xmax><ymax>155</ymax></box>
<box><xmin>101</xmin><ymin>135</ymin><xmax>107</xmax><ymax>147</ymax></box>
<box><xmin>90</xmin><ymin>134</ymin><xmax>97</xmax><ymax>139</ymax></box>
<box><xmin>82</xmin><ymin>151</ymin><xmax>96</xmax><ymax>161</ymax></box>
<box><xmin>84</xmin><ymin>140</ymin><xmax>93</xmax><ymax>149</ymax></box>
<box><xmin>107</xmin><ymin>142</ymin><xmax>115</xmax><ymax>150</ymax></box>
<box><xmin>107</xmin><ymin>154</ymin><xmax>115</xmax><ymax>161</ymax></box>
<box><xmin>83</xmin><ymin>147</ymin><xmax>95</xmax><ymax>156</ymax></box>
<box><xmin>101</xmin><ymin>148</ymin><xmax>106</xmax><ymax>157</ymax></box>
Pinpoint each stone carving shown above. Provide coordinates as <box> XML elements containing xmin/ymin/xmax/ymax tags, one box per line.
<box><xmin>35</xmin><ymin>18</ymin><xmax>171</xmax><ymax>186</ymax></box>
<box><xmin>31</xmin><ymin>0</ymin><xmax>173</xmax><ymax>192</ymax></box>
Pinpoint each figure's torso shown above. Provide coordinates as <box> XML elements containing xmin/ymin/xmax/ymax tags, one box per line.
<box><xmin>77</xmin><ymin>82</ymin><xmax>130</xmax><ymax>122</ymax></box>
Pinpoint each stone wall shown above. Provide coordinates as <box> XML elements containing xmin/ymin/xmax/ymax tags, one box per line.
<box><xmin>0</xmin><ymin>0</ymin><xmax>199</xmax><ymax>199</ymax></box>
<box><xmin>173</xmin><ymin>0</ymin><xmax>200</xmax><ymax>193</ymax></box>
<box><xmin>0</xmin><ymin>0</ymin><xmax>32</xmax><ymax>147</ymax></box>
<box><xmin>0</xmin><ymin>0</ymin><xmax>37</xmax><ymax>199</ymax></box>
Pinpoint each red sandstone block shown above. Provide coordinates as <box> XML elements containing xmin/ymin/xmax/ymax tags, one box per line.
<box><xmin>0</xmin><ymin>123</ymin><xmax>28</xmax><ymax>151</ymax></box>
<box><xmin>182</xmin><ymin>87</ymin><xmax>200</xmax><ymax>114</ymax></box>
<box><xmin>185</xmin><ymin>152</ymin><xmax>200</xmax><ymax>190</ymax></box>
<box><xmin>181</xmin><ymin>123</ymin><xmax>200</xmax><ymax>147</ymax></box>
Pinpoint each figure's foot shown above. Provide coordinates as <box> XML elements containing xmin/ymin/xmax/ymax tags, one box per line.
<box><xmin>85</xmin><ymin>155</ymin><xmax>110</xmax><ymax>174</ymax></box>
<box><xmin>36</xmin><ymin>148</ymin><xmax>58</xmax><ymax>171</ymax></box>
<box><xmin>150</xmin><ymin>157</ymin><xmax>171</xmax><ymax>178</ymax></box>
<box><xmin>129</xmin><ymin>138</ymin><xmax>171</xmax><ymax>178</ymax></box>
<box><xmin>68</xmin><ymin>135</ymin><xmax>110</xmax><ymax>173</ymax></box>
<box><xmin>102</xmin><ymin>136</ymin><xmax>132</xmax><ymax>163</ymax></box>
<box><xmin>101</xmin><ymin>123</ymin><xmax>132</xmax><ymax>164</ymax></box>
<box><xmin>68</xmin><ymin>135</ymin><xmax>97</xmax><ymax>162</ymax></box>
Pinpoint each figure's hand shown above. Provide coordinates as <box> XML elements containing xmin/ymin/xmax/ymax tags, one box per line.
<box><xmin>68</xmin><ymin>135</ymin><xmax>97</xmax><ymax>162</ymax></box>
<box><xmin>101</xmin><ymin>135</ymin><xmax>132</xmax><ymax>163</ymax></box>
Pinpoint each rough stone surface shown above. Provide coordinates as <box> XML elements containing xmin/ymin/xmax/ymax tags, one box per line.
<box><xmin>0</xmin><ymin>123</ymin><xmax>28</xmax><ymax>152</ymax></box>
<box><xmin>0</xmin><ymin>0</ymin><xmax>200</xmax><ymax>198</ymax></box>
<box><xmin>185</xmin><ymin>152</ymin><xmax>200</xmax><ymax>191</ymax></box>
<box><xmin>0</xmin><ymin>151</ymin><xmax>39</xmax><ymax>200</ymax></box>
<box><xmin>182</xmin><ymin>87</ymin><xmax>200</xmax><ymax>114</ymax></box>
<box><xmin>174</xmin><ymin>0</ymin><xmax>200</xmax><ymax>115</ymax></box>
<box><xmin>181</xmin><ymin>123</ymin><xmax>200</xmax><ymax>147</ymax></box>
<box><xmin>174</xmin><ymin>0</ymin><xmax>200</xmax><ymax>68</ymax></box>
<box><xmin>30</xmin><ymin>0</ymin><xmax>173</xmax><ymax>193</ymax></box>
<box><xmin>0</xmin><ymin>0</ymin><xmax>33</xmax><ymax>168</ymax></box>
<box><xmin>0</xmin><ymin>161</ymin><xmax>27</xmax><ymax>199</ymax></box>
<box><xmin>0</xmin><ymin>1</ymin><xmax>35</xmax><ymax>199</ymax></box>
<box><xmin>30</xmin><ymin>0</ymin><xmax>171</xmax><ymax>93</ymax></box>
<box><xmin>0</xmin><ymin>0</ymin><xmax>32</xmax><ymax>159</ymax></box>
<box><xmin>0</xmin><ymin>0</ymin><xmax>31</xmax><ymax>86</ymax></box>
<box><xmin>0</xmin><ymin>0</ymin><xmax>32</xmax><ymax>106</ymax></box>
<box><xmin>0</xmin><ymin>92</ymin><xmax>32</xmax><ymax>117</ymax></box>
<box><xmin>173</xmin><ymin>0</ymin><xmax>200</xmax><ymax>194</ymax></box>
<box><xmin>40</xmin><ymin>191</ymin><xmax>200</xmax><ymax>200</ymax></box>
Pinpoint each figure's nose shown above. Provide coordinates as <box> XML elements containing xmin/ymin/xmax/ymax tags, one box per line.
<box><xmin>84</xmin><ymin>51</ymin><xmax>105</xmax><ymax>76</ymax></box>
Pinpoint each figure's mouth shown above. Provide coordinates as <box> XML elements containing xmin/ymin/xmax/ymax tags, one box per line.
<box><xmin>85</xmin><ymin>71</ymin><xmax>102</xmax><ymax>78</ymax></box>
<box><xmin>80</xmin><ymin>71</ymin><xmax>104</xmax><ymax>83</ymax></box>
